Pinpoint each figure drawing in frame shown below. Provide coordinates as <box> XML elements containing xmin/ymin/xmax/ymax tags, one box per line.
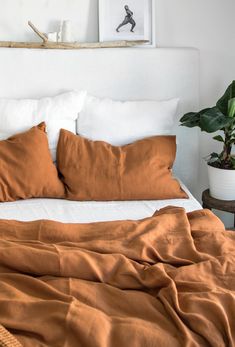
<box><xmin>116</xmin><ymin>5</ymin><xmax>136</xmax><ymax>32</ymax></box>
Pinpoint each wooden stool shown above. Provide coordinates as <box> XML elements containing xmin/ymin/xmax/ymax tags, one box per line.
<box><xmin>202</xmin><ymin>189</ymin><xmax>235</xmax><ymax>228</ymax></box>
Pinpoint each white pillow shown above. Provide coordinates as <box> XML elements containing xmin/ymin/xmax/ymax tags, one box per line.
<box><xmin>77</xmin><ymin>95</ymin><xmax>179</xmax><ymax>145</ymax></box>
<box><xmin>0</xmin><ymin>90</ymin><xmax>87</xmax><ymax>160</ymax></box>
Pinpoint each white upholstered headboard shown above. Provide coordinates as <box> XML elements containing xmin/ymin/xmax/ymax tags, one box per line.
<box><xmin>0</xmin><ymin>47</ymin><xmax>199</xmax><ymax>195</ymax></box>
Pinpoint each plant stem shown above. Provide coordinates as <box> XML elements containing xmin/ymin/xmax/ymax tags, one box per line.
<box><xmin>222</xmin><ymin>129</ymin><xmax>232</xmax><ymax>163</ymax></box>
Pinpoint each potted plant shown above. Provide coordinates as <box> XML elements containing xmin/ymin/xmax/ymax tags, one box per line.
<box><xmin>180</xmin><ymin>80</ymin><xmax>235</xmax><ymax>201</ymax></box>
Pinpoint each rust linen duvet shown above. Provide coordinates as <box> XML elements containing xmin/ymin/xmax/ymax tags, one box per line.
<box><xmin>0</xmin><ymin>206</ymin><xmax>234</xmax><ymax>347</ymax></box>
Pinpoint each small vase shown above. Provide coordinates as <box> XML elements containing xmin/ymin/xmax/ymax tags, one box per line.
<box><xmin>57</xmin><ymin>21</ymin><xmax>63</xmax><ymax>42</ymax></box>
<box><xmin>62</xmin><ymin>20</ymin><xmax>74</xmax><ymax>42</ymax></box>
<box><xmin>47</xmin><ymin>32</ymin><xmax>57</xmax><ymax>42</ymax></box>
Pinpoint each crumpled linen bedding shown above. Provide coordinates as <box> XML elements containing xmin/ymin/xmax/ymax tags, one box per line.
<box><xmin>0</xmin><ymin>324</ymin><xmax>22</xmax><ymax>347</ymax></box>
<box><xmin>0</xmin><ymin>206</ymin><xmax>234</xmax><ymax>347</ymax></box>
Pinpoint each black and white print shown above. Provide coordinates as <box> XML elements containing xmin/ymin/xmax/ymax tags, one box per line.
<box><xmin>99</xmin><ymin>0</ymin><xmax>155</xmax><ymax>46</ymax></box>
<box><xmin>116</xmin><ymin>5</ymin><xmax>136</xmax><ymax>33</ymax></box>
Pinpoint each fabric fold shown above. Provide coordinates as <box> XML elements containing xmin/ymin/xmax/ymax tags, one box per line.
<box><xmin>0</xmin><ymin>207</ymin><xmax>234</xmax><ymax>347</ymax></box>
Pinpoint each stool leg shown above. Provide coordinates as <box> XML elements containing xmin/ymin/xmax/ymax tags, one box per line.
<box><xmin>203</xmin><ymin>203</ymin><xmax>211</xmax><ymax>210</ymax></box>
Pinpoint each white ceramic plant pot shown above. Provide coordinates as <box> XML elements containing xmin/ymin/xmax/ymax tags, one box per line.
<box><xmin>208</xmin><ymin>164</ymin><xmax>235</xmax><ymax>200</ymax></box>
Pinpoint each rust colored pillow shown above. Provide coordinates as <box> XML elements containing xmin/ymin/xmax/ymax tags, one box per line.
<box><xmin>0</xmin><ymin>123</ymin><xmax>65</xmax><ymax>202</ymax></box>
<box><xmin>57</xmin><ymin>129</ymin><xmax>188</xmax><ymax>201</ymax></box>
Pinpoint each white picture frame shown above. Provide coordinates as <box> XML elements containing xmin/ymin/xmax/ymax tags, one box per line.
<box><xmin>99</xmin><ymin>0</ymin><xmax>156</xmax><ymax>47</ymax></box>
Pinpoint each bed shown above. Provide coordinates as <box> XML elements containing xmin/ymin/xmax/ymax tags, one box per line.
<box><xmin>0</xmin><ymin>48</ymin><xmax>234</xmax><ymax>347</ymax></box>
<box><xmin>0</xmin><ymin>182</ymin><xmax>201</xmax><ymax>223</ymax></box>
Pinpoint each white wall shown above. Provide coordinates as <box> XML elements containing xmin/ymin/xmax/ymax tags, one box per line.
<box><xmin>156</xmin><ymin>0</ymin><xmax>235</xmax><ymax>227</ymax></box>
<box><xmin>0</xmin><ymin>0</ymin><xmax>234</xmax><ymax>226</ymax></box>
<box><xmin>0</xmin><ymin>0</ymin><xmax>99</xmax><ymax>43</ymax></box>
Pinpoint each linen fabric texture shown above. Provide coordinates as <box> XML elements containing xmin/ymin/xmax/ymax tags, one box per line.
<box><xmin>0</xmin><ymin>207</ymin><xmax>234</xmax><ymax>347</ymax></box>
<box><xmin>77</xmin><ymin>95</ymin><xmax>179</xmax><ymax>145</ymax></box>
<box><xmin>0</xmin><ymin>90</ymin><xmax>87</xmax><ymax>161</ymax></box>
<box><xmin>57</xmin><ymin>129</ymin><xmax>187</xmax><ymax>201</ymax></box>
<box><xmin>0</xmin><ymin>123</ymin><xmax>65</xmax><ymax>202</ymax></box>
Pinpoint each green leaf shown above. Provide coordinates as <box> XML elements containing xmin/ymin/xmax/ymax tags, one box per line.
<box><xmin>180</xmin><ymin>108</ymin><xmax>210</xmax><ymax>129</ymax></box>
<box><xmin>228</xmin><ymin>136</ymin><xmax>235</xmax><ymax>145</ymax></box>
<box><xmin>216</xmin><ymin>80</ymin><xmax>235</xmax><ymax>115</ymax></box>
<box><xmin>180</xmin><ymin>112</ymin><xmax>197</xmax><ymax>122</ymax></box>
<box><xmin>210</xmin><ymin>152</ymin><xmax>219</xmax><ymax>158</ymax></box>
<box><xmin>207</xmin><ymin>152</ymin><xmax>220</xmax><ymax>164</ymax></box>
<box><xmin>199</xmin><ymin>107</ymin><xmax>233</xmax><ymax>133</ymax></box>
<box><xmin>213</xmin><ymin>135</ymin><xmax>224</xmax><ymax>142</ymax></box>
<box><xmin>228</xmin><ymin>98</ymin><xmax>235</xmax><ymax>117</ymax></box>
<box><xmin>230</xmin><ymin>156</ymin><xmax>235</xmax><ymax>169</ymax></box>
<box><xmin>180</xmin><ymin>112</ymin><xmax>200</xmax><ymax>128</ymax></box>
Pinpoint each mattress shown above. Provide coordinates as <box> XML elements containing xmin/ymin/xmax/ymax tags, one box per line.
<box><xmin>0</xmin><ymin>182</ymin><xmax>201</xmax><ymax>223</ymax></box>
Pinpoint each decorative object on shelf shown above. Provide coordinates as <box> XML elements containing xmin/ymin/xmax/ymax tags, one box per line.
<box><xmin>28</xmin><ymin>21</ymin><xmax>48</xmax><ymax>43</ymax></box>
<box><xmin>99</xmin><ymin>0</ymin><xmax>156</xmax><ymax>47</ymax></box>
<box><xmin>0</xmin><ymin>20</ymin><xmax>147</xmax><ymax>50</ymax></box>
<box><xmin>180</xmin><ymin>80</ymin><xmax>235</xmax><ymax>201</ymax></box>
<box><xmin>29</xmin><ymin>20</ymin><xmax>74</xmax><ymax>43</ymax></box>
<box><xmin>62</xmin><ymin>20</ymin><xmax>74</xmax><ymax>43</ymax></box>
<box><xmin>57</xmin><ymin>21</ymin><xmax>63</xmax><ymax>42</ymax></box>
<box><xmin>0</xmin><ymin>21</ymin><xmax>148</xmax><ymax>49</ymax></box>
<box><xmin>47</xmin><ymin>32</ymin><xmax>58</xmax><ymax>42</ymax></box>
<box><xmin>0</xmin><ymin>21</ymin><xmax>147</xmax><ymax>50</ymax></box>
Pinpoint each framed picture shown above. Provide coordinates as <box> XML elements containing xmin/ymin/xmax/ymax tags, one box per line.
<box><xmin>99</xmin><ymin>0</ymin><xmax>156</xmax><ymax>47</ymax></box>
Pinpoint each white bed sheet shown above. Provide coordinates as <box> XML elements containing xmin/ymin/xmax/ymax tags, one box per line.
<box><xmin>0</xmin><ymin>182</ymin><xmax>201</xmax><ymax>223</ymax></box>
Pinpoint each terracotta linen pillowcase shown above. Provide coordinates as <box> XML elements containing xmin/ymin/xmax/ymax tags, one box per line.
<box><xmin>57</xmin><ymin>129</ymin><xmax>188</xmax><ymax>201</ymax></box>
<box><xmin>0</xmin><ymin>122</ymin><xmax>65</xmax><ymax>202</ymax></box>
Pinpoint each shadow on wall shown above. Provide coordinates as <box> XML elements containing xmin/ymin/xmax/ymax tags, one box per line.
<box><xmin>86</xmin><ymin>0</ymin><xmax>99</xmax><ymax>42</ymax></box>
